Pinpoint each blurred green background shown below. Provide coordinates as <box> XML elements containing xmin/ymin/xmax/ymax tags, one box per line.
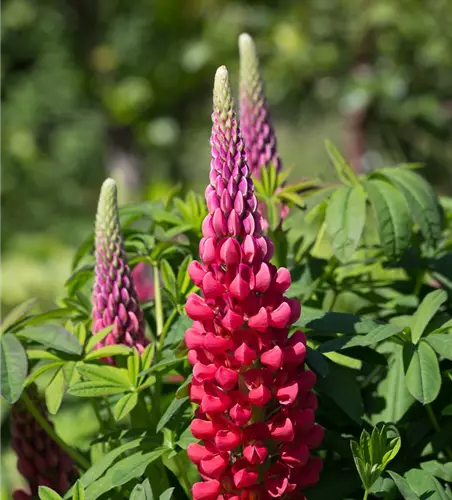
<box><xmin>2</xmin><ymin>0</ymin><xmax>452</xmax><ymax>496</ymax></box>
<box><xmin>2</xmin><ymin>0</ymin><xmax>452</xmax><ymax>313</ymax></box>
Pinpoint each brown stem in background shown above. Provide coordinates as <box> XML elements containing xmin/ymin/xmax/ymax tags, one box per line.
<box><xmin>345</xmin><ymin>104</ymin><xmax>368</xmax><ymax>174</ymax></box>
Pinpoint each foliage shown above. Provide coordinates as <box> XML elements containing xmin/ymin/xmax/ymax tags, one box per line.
<box><xmin>2</xmin><ymin>136</ymin><xmax>452</xmax><ymax>498</ymax></box>
<box><xmin>2</xmin><ymin>19</ymin><xmax>452</xmax><ymax>498</ymax></box>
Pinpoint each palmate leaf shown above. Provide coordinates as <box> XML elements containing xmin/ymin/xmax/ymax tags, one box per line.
<box><xmin>403</xmin><ymin>341</ymin><xmax>441</xmax><ymax>404</ymax></box>
<box><xmin>410</xmin><ymin>289</ymin><xmax>447</xmax><ymax>344</ymax></box>
<box><xmin>84</xmin><ymin>448</ymin><xmax>167</xmax><ymax>500</ymax></box>
<box><xmin>388</xmin><ymin>472</ymin><xmax>421</xmax><ymax>500</ymax></box>
<box><xmin>130</xmin><ymin>479</ymin><xmax>154</xmax><ymax>500</ymax></box>
<box><xmin>404</xmin><ymin>468</ymin><xmax>451</xmax><ymax>500</ymax></box>
<box><xmin>351</xmin><ymin>424</ymin><xmax>401</xmax><ymax>492</ymax></box>
<box><xmin>324</xmin><ymin>140</ymin><xmax>360</xmax><ymax>185</ymax></box>
<box><xmin>64</xmin><ymin>439</ymin><xmax>144</xmax><ymax>497</ymax></box>
<box><xmin>0</xmin><ymin>333</ymin><xmax>28</xmax><ymax>403</ymax></box>
<box><xmin>375</xmin><ymin>168</ymin><xmax>442</xmax><ymax>248</ymax></box>
<box><xmin>426</xmin><ymin>333</ymin><xmax>452</xmax><ymax>361</ymax></box>
<box><xmin>370</xmin><ymin>344</ymin><xmax>415</xmax><ymax>424</ymax></box>
<box><xmin>364</xmin><ymin>179</ymin><xmax>412</xmax><ymax>258</ymax></box>
<box><xmin>17</xmin><ymin>325</ymin><xmax>82</xmax><ymax>355</ymax></box>
<box><xmin>0</xmin><ymin>297</ymin><xmax>39</xmax><ymax>334</ymax></box>
<box><xmin>157</xmin><ymin>396</ymin><xmax>190</xmax><ymax>432</ymax></box>
<box><xmin>326</xmin><ymin>185</ymin><xmax>367</xmax><ymax>262</ymax></box>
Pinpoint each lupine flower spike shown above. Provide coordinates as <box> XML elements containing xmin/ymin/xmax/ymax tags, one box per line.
<box><xmin>239</xmin><ymin>33</ymin><xmax>282</xmax><ymax>178</ymax></box>
<box><xmin>239</xmin><ymin>34</ymin><xmax>288</xmax><ymax>230</ymax></box>
<box><xmin>185</xmin><ymin>66</ymin><xmax>323</xmax><ymax>500</ymax></box>
<box><xmin>92</xmin><ymin>178</ymin><xmax>148</xmax><ymax>359</ymax></box>
<box><xmin>10</xmin><ymin>385</ymin><xmax>78</xmax><ymax>500</ymax></box>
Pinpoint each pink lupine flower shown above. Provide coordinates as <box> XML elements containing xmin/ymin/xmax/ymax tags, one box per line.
<box><xmin>239</xmin><ymin>34</ymin><xmax>289</xmax><ymax>230</ymax></box>
<box><xmin>10</xmin><ymin>385</ymin><xmax>78</xmax><ymax>499</ymax></box>
<box><xmin>92</xmin><ymin>178</ymin><xmax>148</xmax><ymax>359</ymax></box>
<box><xmin>185</xmin><ymin>66</ymin><xmax>322</xmax><ymax>499</ymax></box>
<box><xmin>239</xmin><ymin>33</ymin><xmax>282</xmax><ymax>177</ymax></box>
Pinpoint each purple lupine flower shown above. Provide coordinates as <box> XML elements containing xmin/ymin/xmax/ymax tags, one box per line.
<box><xmin>239</xmin><ymin>33</ymin><xmax>282</xmax><ymax>178</ymax></box>
<box><xmin>92</xmin><ymin>178</ymin><xmax>148</xmax><ymax>358</ymax></box>
<box><xmin>11</xmin><ymin>385</ymin><xmax>78</xmax><ymax>500</ymax></box>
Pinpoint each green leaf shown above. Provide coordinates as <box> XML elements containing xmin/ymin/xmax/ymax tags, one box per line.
<box><xmin>326</xmin><ymin>185</ymin><xmax>367</xmax><ymax>262</ymax></box>
<box><xmin>114</xmin><ymin>392</ymin><xmax>138</xmax><ymax>421</ymax></box>
<box><xmin>157</xmin><ymin>397</ymin><xmax>190</xmax><ymax>433</ymax></box>
<box><xmin>159</xmin><ymin>488</ymin><xmax>175</xmax><ymax>500</ymax></box>
<box><xmin>127</xmin><ymin>349</ymin><xmax>140</xmax><ymax>385</ymax></box>
<box><xmin>411</xmin><ymin>290</ymin><xmax>447</xmax><ymax>344</ymax></box>
<box><xmin>69</xmin><ymin>381</ymin><xmax>128</xmax><ymax>398</ymax></box>
<box><xmin>177</xmin><ymin>255</ymin><xmax>193</xmax><ymax>296</ymax></box>
<box><xmin>25</xmin><ymin>361</ymin><xmax>65</xmax><ymax>387</ymax></box>
<box><xmin>370</xmin><ymin>345</ymin><xmax>415</xmax><ymax>424</ymax></box>
<box><xmin>84</xmin><ymin>448</ymin><xmax>167</xmax><ymax>500</ymax></box>
<box><xmin>377</xmin><ymin>168</ymin><xmax>442</xmax><ymax>247</ymax></box>
<box><xmin>164</xmin><ymin>315</ymin><xmax>191</xmax><ymax>347</ymax></box>
<box><xmin>130</xmin><ymin>479</ymin><xmax>154</xmax><ymax>500</ymax></box>
<box><xmin>65</xmin><ymin>439</ymin><xmax>143</xmax><ymax>496</ymax></box>
<box><xmin>426</xmin><ymin>333</ymin><xmax>452</xmax><ymax>361</ymax></box>
<box><xmin>175</xmin><ymin>375</ymin><xmax>192</xmax><ymax>399</ymax></box>
<box><xmin>39</xmin><ymin>487</ymin><xmax>63</xmax><ymax>500</ymax></box>
<box><xmin>160</xmin><ymin>259</ymin><xmax>177</xmax><ymax>296</ymax></box>
<box><xmin>139</xmin><ymin>356</ymin><xmax>183</xmax><ymax>377</ymax></box>
<box><xmin>72</xmin><ymin>480</ymin><xmax>85</xmax><ymax>500</ymax></box>
<box><xmin>27</xmin><ymin>349</ymin><xmax>63</xmax><ymax>361</ymax></box>
<box><xmin>388</xmin><ymin>471</ymin><xmax>421</xmax><ymax>500</ymax></box>
<box><xmin>319</xmin><ymin>324</ymin><xmax>401</xmax><ymax>352</ymax></box>
<box><xmin>0</xmin><ymin>297</ymin><xmax>39</xmax><ymax>334</ymax></box>
<box><xmin>317</xmin><ymin>360</ymin><xmax>363</xmax><ymax>423</ymax></box>
<box><xmin>405</xmin><ymin>468</ymin><xmax>451</xmax><ymax>500</ymax></box>
<box><xmin>295</xmin><ymin>307</ymin><xmax>401</xmax><ymax>337</ymax></box>
<box><xmin>45</xmin><ymin>367</ymin><xmax>66</xmax><ymax>414</ymax></box>
<box><xmin>0</xmin><ymin>333</ymin><xmax>28</xmax><ymax>403</ymax></box>
<box><xmin>85</xmin><ymin>325</ymin><xmax>114</xmax><ymax>353</ymax></box>
<box><xmin>17</xmin><ymin>325</ymin><xmax>82</xmax><ymax>355</ymax></box>
<box><xmin>403</xmin><ymin>341</ymin><xmax>441</xmax><ymax>404</ymax></box>
<box><xmin>140</xmin><ymin>344</ymin><xmax>155</xmax><ymax>378</ymax></box>
<box><xmin>364</xmin><ymin>179</ymin><xmax>411</xmax><ymax>258</ymax></box>
<box><xmin>305</xmin><ymin>346</ymin><xmax>329</xmax><ymax>378</ymax></box>
<box><xmin>421</xmin><ymin>461</ymin><xmax>452</xmax><ymax>482</ymax></box>
<box><xmin>76</xmin><ymin>363</ymin><xmax>132</xmax><ymax>387</ymax></box>
<box><xmin>325</xmin><ymin>140</ymin><xmax>359</xmax><ymax>185</ymax></box>
<box><xmin>84</xmin><ymin>345</ymin><xmax>132</xmax><ymax>361</ymax></box>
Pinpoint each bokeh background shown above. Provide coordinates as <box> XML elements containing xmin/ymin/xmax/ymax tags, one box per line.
<box><xmin>2</xmin><ymin>0</ymin><xmax>452</xmax><ymax>494</ymax></box>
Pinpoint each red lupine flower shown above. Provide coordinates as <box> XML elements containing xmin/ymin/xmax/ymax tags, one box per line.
<box><xmin>92</xmin><ymin>178</ymin><xmax>148</xmax><ymax>361</ymax></box>
<box><xmin>185</xmin><ymin>66</ymin><xmax>322</xmax><ymax>499</ymax></box>
<box><xmin>10</xmin><ymin>385</ymin><xmax>78</xmax><ymax>499</ymax></box>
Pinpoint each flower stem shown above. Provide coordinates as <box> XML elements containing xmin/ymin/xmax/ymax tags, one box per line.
<box><xmin>363</xmin><ymin>490</ymin><xmax>369</xmax><ymax>500</ymax></box>
<box><xmin>426</xmin><ymin>404</ymin><xmax>452</xmax><ymax>460</ymax></box>
<box><xmin>22</xmin><ymin>392</ymin><xmax>90</xmax><ymax>471</ymax></box>
<box><xmin>158</xmin><ymin>308</ymin><xmax>178</xmax><ymax>351</ymax></box>
<box><xmin>153</xmin><ymin>263</ymin><xmax>164</xmax><ymax>337</ymax></box>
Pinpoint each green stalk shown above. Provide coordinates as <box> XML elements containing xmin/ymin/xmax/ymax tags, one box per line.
<box><xmin>153</xmin><ymin>263</ymin><xmax>164</xmax><ymax>337</ymax></box>
<box><xmin>426</xmin><ymin>404</ymin><xmax>452</xmax><ymax>460</ymax></box>
<box><xmin>22</xmin><ymin>392</ymin><xmax>90</xmax><ymax>471</ymax></box>
<box><xmin>158</xmin><ymin>308</ymin><xmax>178</xmax><ymax>351</ymax></box>
<box><xmin>363</xmin><ymin>490</ymin><xmax>369</xmax><ymax>500</ymax></box>
<box><xmin>151</xmin><ymin>263</ymin><xmax>165</xmax><ymax>429</ymax></box>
